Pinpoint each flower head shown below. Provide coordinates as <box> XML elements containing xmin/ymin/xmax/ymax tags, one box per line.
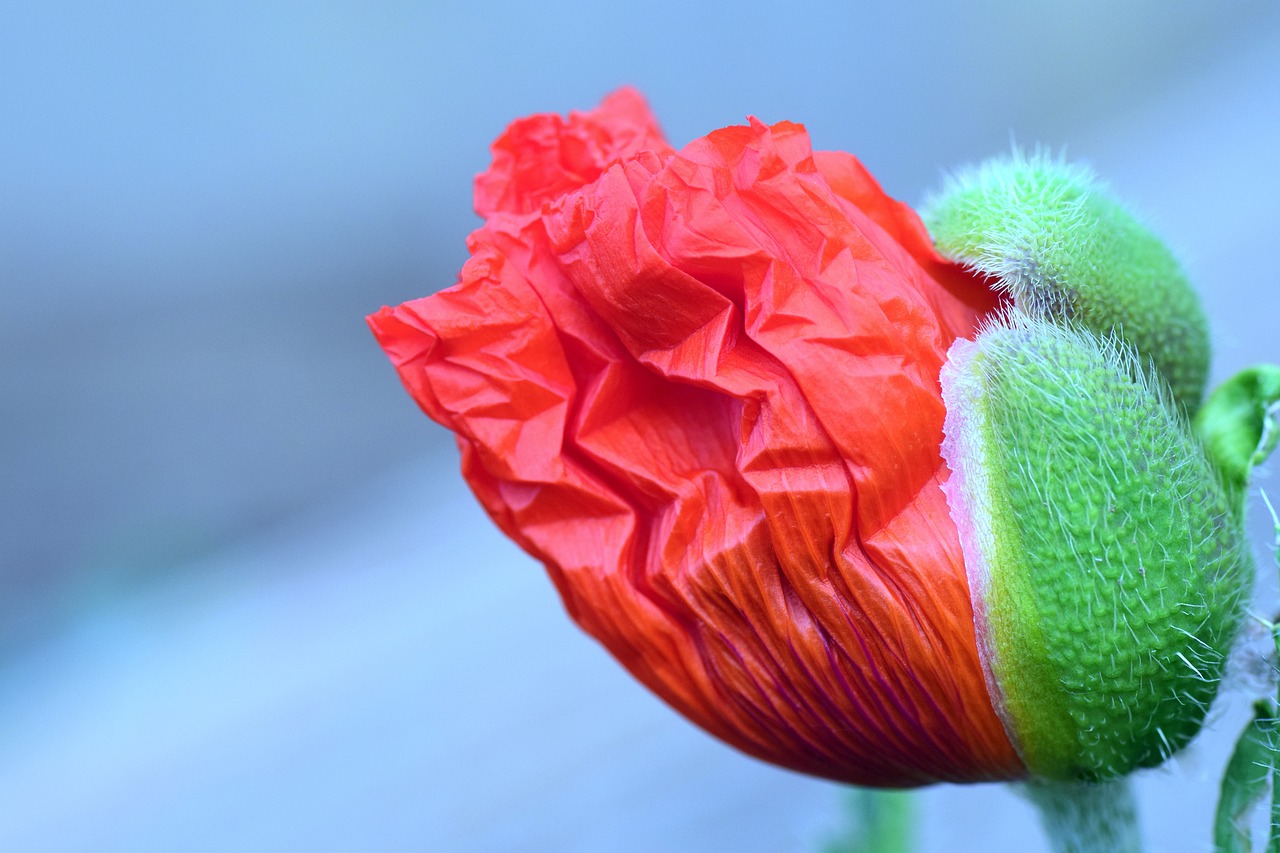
<box><xmin>369</xmin><ymin>90</ymin><xmax>1248</xmax><ymax>788</ymax></box>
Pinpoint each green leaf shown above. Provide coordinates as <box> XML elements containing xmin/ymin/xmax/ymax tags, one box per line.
<box><xmin>1214</xmin><ymin>701</ymin><xmax>1279</xmax><ymax>853</ymax></box>
<box><xmin>1194</xmin><ymin>365</ymin><xmax>1280</xmax><ymax>501</ymax></box>
<box><xmin>1270</xmin><ymin>755</ymin><xmax>1280</xmax><ymax>853</ymax></box>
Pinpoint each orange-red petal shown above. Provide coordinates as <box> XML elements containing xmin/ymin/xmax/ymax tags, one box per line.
<box><xmin>370</xmin><ymin>91</ymin><xmax>1022</xmax><ymax>786</ymax></box>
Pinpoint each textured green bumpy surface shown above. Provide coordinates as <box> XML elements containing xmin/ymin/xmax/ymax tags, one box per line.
<box><xmin>923</xmin><ymin>154</ymin><xmax>1210</xmax><ymax>414</ymax></box>
<box><xmin>941</xmin><ymin>317</ymin><xmax>1250</xmax><ymax>782</ymax></box>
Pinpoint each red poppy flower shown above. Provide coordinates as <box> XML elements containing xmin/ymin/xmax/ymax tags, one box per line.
<box><xmin>368</xmin><ymin>88</ymin><xmax>1022</xmax><ymax>787</ymax></box>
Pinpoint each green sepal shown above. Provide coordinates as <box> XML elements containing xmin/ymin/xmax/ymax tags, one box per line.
<box><xmin>923</xmin><ymin>153</ymin><xmax>1210</xmax><ymax>413</ymax></box>
<box><xmin>941</xmin><ymin>314</ymin><xmax>1251</xmax><ymax>782</ymax></box>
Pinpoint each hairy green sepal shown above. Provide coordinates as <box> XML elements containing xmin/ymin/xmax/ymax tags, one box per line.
<box><xmin>923</xmin><ymin>154</ymin><xmax>1210</xmax><ymax>413</ymax></box>
<box><xmin>941</xmin><ymin>316</ymin><xmax>1249</xmax><ymax>781</ymax></box>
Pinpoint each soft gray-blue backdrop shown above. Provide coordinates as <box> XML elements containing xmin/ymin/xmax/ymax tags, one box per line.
<box><xmin>2</xmin><ymin>1</ymin><xmax>1278</xmax><ymax>850</ymax></box>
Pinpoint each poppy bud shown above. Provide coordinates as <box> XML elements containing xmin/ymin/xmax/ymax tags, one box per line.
<box><xmin>940</xmin><ymin>314</ymin><xmax>1250</xmax><ymax>782</ymax></box>
<box><xmin>922</xmin><ymin>154</ymin><xmax>1210</xmax><ymax>412</ymax></box>
<box><xmin>369</xmin><ymin>90</ymin><xmax>1249</xmax><ymax>791</ymax></box>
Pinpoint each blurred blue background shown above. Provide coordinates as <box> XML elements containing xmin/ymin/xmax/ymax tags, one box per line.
<box><xmin>2</xmin><ymin>1</ymin><xmax>1279</xmax><ymax>850</ymax></box>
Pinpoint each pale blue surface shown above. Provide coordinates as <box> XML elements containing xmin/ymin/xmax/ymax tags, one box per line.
<box><xmin>2</xmin><ymin>1</ymin><xmax>1279</xmax><ymax>850</ymax></box>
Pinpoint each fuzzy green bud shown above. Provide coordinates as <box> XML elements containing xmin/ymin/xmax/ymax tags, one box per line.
<box><xmin>923</xmin><ymin>154</ymin><xmax>1210</xmax><ymax>413</ymax></box>
<box><xmin>940</xmin><ymin>315</ymin><xmax>1250</xmax><ymax>782</ymax></box>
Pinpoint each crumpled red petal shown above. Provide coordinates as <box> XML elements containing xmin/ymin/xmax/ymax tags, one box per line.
<box><xmin>369</xmin><ymin>91</ymin><xmax>1021</xmax><ymax>786</ymax></box>
<box><xmin>473</xmin><ymin>86</ymin><xmax>673</xmax><ymax>220</ymax></box>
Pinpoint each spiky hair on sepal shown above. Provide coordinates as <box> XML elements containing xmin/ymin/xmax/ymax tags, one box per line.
<box><xmin>940</xmin><ymin>312</ymin><xmax>1250</xmax><ymax>782</ymax></box>
<box><xmin>923</xmin><ymin>151</ymin><xmax>1210</xmax><ymax>415</ymax></box>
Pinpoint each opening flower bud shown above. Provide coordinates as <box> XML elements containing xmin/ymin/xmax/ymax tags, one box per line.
<box><xmin>370</xmin><ymin>90</ymin><xmax>1248</xmax><ymax>795</ymax></box>
<box><xmin>923</xmin><ymin>155</ymin><xmax>1210</xmax><ymax>413</ymax></box>
<box><xmin>940</xmin><ymin>314</ymin><xmax>1250</xmax><ymax>782</ymax></box>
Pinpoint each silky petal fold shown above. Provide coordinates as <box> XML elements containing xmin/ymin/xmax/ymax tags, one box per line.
<box><xmin>370</xmin><ymin>90</ymin><xmax>1021</xmax><ymax>787</ymax></box>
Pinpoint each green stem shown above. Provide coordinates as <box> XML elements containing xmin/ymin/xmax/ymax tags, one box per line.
<box><xmin>1022</xmin><ymin>777</ymin><xmax>1142</xmax><ymax>853</ymax></box>
<box><xmin>825</xmin><ymin>788</ymin><xmax>913</xmax><ymax>853</ymax></box>
<box><xmin>1209</xmin><ymin>377</ymin><xmax>1280</xmax><ymax>852</ymax></box>
<box><xmin>1270</xmin><ymin>500</ymin><xmax>1280</xmax><ymax>853</ymax></box>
